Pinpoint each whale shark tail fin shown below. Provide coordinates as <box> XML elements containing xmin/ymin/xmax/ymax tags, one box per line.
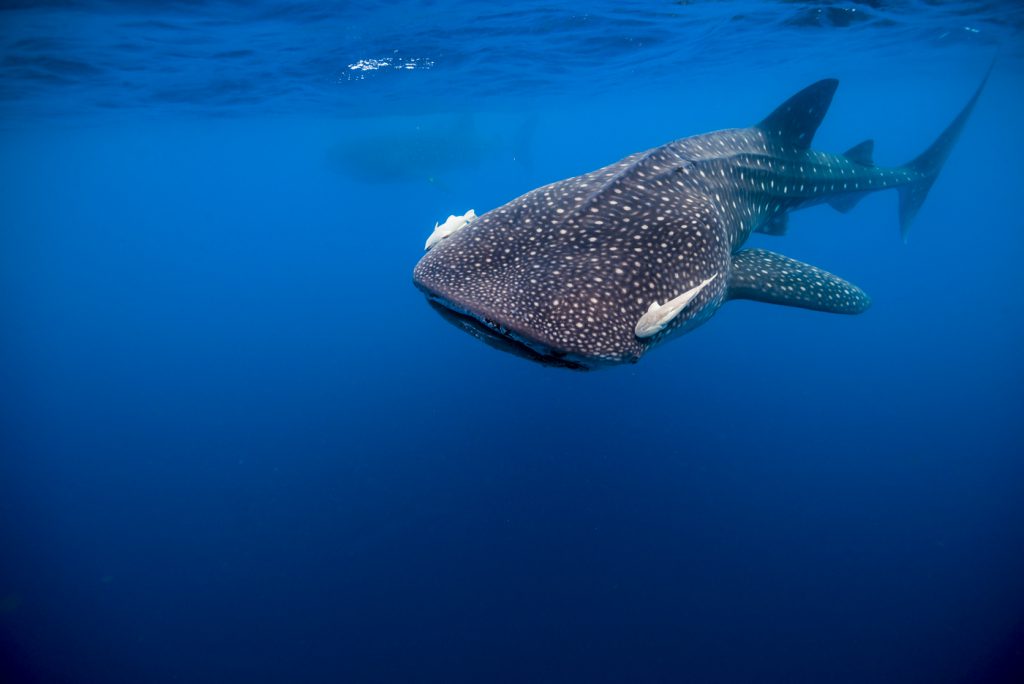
<box><xmin>898</xmin><ymin>62</ymin><xmax>993</xmax><ymax>240</ymax></box>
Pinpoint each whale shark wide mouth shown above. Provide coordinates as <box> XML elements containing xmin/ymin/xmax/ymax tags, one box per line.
<box><xmin>419</xmin><ymin>293</ymin><xmax>590</xmax><ymax>371</ymax></box>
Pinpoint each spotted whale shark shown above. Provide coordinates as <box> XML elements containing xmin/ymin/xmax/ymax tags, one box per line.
<box><xmin>413</xmin><ymin>69</ymin><xmax>990</xmax><ymax>369</ymax></box>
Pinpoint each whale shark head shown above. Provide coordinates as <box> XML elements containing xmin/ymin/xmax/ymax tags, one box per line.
<box><xmin>413</xmin><ymin>151</ymin><xmax>729</xmax><ymax>369</ymax></box>
<box><xmin>414</xmin><ymin>225</ymin><xmax>641</xmax><ymax>370</ymax></box>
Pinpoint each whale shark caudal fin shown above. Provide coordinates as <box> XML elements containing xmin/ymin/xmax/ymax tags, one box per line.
<box><xmin>726</xmin><ymin>248</ymin><xmax>870</xmax><ymax>314</ymax></box>
<box><xmin>898</xmin><ymin>62</ymin><xmax>994</xmax><ymax>240</ymax></box>
<box><xmin>757</xmin><ymin>78</ymin><xmax>839</xmax><ymax>149</ymax></box>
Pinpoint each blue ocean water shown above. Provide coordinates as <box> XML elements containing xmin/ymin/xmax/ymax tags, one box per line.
<box><xmin>1</xmin><ymin>1</ymin><xmax>1023</xmax><ymax>682</ymax></box>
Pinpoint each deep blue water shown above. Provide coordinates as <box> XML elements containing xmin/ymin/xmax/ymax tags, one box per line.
<box><xmin>2</xmin><ymin>2</ymin><xmax>1023</xmax><ymax>682</ymax></box>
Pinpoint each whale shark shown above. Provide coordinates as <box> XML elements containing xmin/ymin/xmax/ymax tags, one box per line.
<box><xmin>328</xmin><ymin>113</ymin><xmax>535</xmax><ymax>186</ymax></box>
<box><xmin>413</xmin><ymin>69</ymin><xmax>991</xmax><ymax>369</ymax></box>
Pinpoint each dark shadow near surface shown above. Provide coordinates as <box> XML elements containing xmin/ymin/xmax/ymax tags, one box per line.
<box><xmin>324</xmin><ymin>111</ymin><xmax>536</xmax><ymax>187</ymax></box>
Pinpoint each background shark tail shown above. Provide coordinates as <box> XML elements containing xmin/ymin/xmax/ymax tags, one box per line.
<box><xmin>898</xmin><ymin>61</ymin><xmax>994</xmax><ymax>240</ymax></box>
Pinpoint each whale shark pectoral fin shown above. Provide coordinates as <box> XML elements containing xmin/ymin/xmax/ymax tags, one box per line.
<box><xmin>635</xmin><ymin>275</ymin><xmax>717</xmax><ymax>339</ymax></box>
<box><xmin>726</xmin><ymin>249</ymin><xmax>869</xmax><ymax>314</ymax></box>
<box><xmin>757</xmin><ymin>78</ymin><xmax>838</xmax><ymax>149</ymax></box>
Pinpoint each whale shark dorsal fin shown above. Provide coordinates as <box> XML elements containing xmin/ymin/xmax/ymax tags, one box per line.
<box><xmin>843</xmin><ymin>139</ymin><xmax>875</xmax><ymax>166</ymax></box>
<box><xmin>726</xmin><ymin>248</ymin><xmax>869</xmax><ymax>314</ymax></box>
<box><xmin>757</xmin><ymin>78</ymin><xmax>838</xmax><ymax>149</ymax></box>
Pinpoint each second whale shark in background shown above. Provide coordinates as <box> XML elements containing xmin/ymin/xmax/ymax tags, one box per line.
<box><xmin>414</xmin><ymin>66</ymin><xmax>992</xmax><ymax>369</ymax></box>
<box><xmin>329</xmin><ymin>112</ymin><xmax>535</xmax><ymax>186</ymax></box>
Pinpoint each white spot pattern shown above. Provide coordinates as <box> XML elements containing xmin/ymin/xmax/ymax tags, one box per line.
<box><xmin>412</xmin><ymin>80</ymin><xmax>939</xmax><ymax>368</ymax></box>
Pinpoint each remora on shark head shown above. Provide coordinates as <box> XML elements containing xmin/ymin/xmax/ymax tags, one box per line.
<box><xmin>414</xmin><ymin>66</ymin><xmax>993</xmax><ymax>370</ymax></box>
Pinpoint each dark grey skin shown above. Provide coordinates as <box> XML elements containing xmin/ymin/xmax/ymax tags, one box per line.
<box><xmin>414</xmin><ymin>69</ymin><xmax>989</xmax><ymax>370</ymax></box>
